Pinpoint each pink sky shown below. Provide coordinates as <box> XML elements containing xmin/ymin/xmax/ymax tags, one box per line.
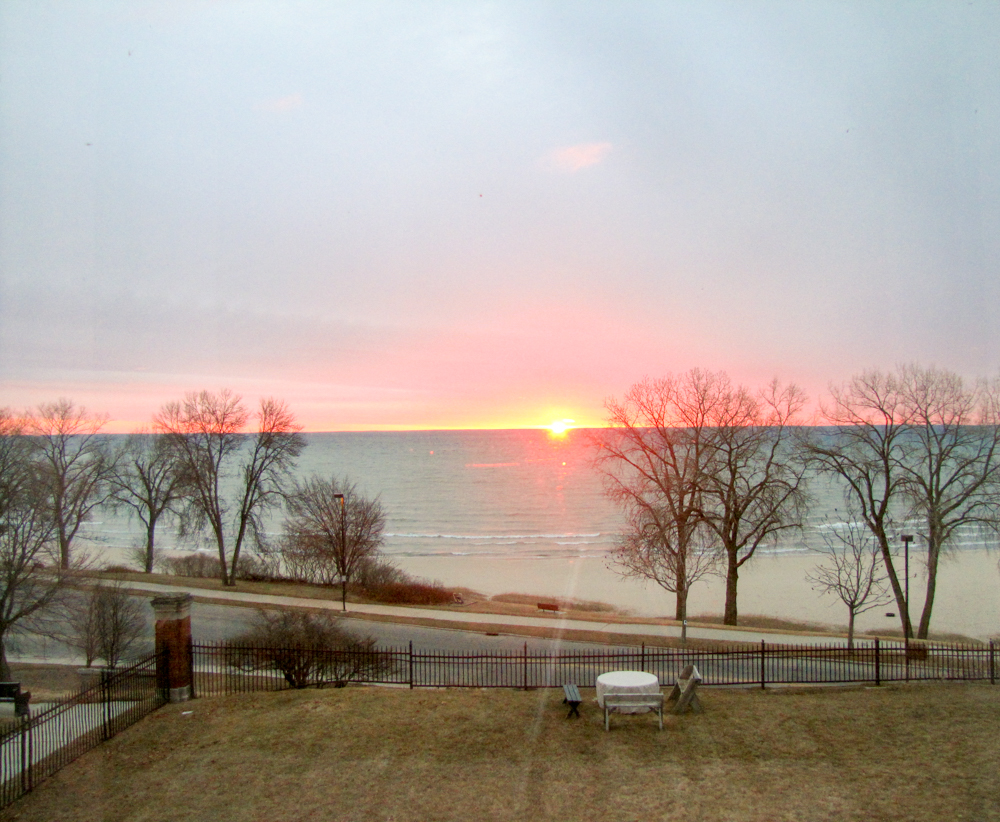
<box><xmin>2</xmin><ymin>3</ymin><xmax>998</xmax><ymax>431</ymax></box>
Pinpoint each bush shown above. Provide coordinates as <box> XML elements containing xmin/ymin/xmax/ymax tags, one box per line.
<box><xmin>224</xmin><ymin>610</ymin><xmax>395</xmax><ymax>688</ymax></box>
<box><xmin>354</xmin><ymin>558</ymin><xmax>408</xmax><ymax>589</ymax></box>
<box><xmin>363</xmin><ymin>579</ymin><xmax>455</xmax><ymax>606</ymax></box>
<box><xmin>163</xmin><ymin>552</ymin><xmax>222</xmax><ymax>578</ymax></box>
<box><xmin>233</xmin><ymin>553</ymin><xmax>281</xmax><ymax>582</ymax></box>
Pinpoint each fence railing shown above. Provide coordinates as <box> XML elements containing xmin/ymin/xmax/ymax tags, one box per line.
<box><xmin>192</xmin><ymin>638</ymin><xmax>998</xmax><ymax>696</ymax></box>
<box><xmin>0</xmin><ymin>652</ymin><xmax>166</xmax><ymax>810</ymax></box>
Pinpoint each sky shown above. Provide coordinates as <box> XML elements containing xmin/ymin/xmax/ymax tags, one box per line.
<box><xmin>1</xmin><ymin>1</ymin><xmax>999</xmax><ymax>432</ymax></box>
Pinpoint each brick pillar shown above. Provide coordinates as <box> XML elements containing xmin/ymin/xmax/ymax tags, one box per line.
<box><xmin>152</xmin><ymin>594</ymin><xmax>193</xmax><ymax>703</ymax></box>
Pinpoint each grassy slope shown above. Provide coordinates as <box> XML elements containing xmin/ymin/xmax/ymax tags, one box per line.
<box><xmin>3</xmin><ymin>683</ymin><xmax>998</xmax><ymax>822</ymax></box>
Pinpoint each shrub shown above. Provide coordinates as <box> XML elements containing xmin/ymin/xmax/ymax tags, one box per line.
<box><xmin>224</xmin><ymin>610</ymin><xmax>395</xmax><ymax>688</ymax></box>
<box><xmin>364</xmin><ymin>579</ymin><xmax>454</xmax><ymax>606</ymax></box>
<box><xmin>163</xmin><ymin>552</ymin><xmax>222</xmax><ymax>579</ymax></box>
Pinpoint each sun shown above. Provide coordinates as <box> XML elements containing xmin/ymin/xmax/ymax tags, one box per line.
<box><xmin>547</xmin><ymin>419</ymin><xmax>576</xmax><ymax>436</ymax></box>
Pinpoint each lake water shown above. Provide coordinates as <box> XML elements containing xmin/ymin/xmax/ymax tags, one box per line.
<box><xmin>80</xmin><ymin>429</ymin><xmax>1000</xmax><ymax>640</ymax></box>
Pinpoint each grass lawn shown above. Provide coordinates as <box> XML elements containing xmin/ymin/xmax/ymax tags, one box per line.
<box><xmin>3</xmin><ymin>682</ymin><xmax>998</xmax><ymax>822</ymax></box>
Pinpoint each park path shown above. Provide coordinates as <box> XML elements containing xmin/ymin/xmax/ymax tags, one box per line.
<box><xmin>116</xmin><ymin>579</ymin><xmax>856</xmax><ymax>648</ymax></box>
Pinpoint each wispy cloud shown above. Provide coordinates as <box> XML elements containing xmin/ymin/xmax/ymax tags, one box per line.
<box><xmin>545</xmin><ymin>142</ymin><xmax>613</xmax><ymax>172</ymax></box>
<box><xmin>255</xmin><ymin>93</ymin><xmax>304</xmax><ymax>113</ymax></box>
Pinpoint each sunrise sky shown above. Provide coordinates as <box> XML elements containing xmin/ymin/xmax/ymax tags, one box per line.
<box><xmin>2</xmin><ymin>2</ymin><xmax>998</xmax><ymax>432</ymax></box>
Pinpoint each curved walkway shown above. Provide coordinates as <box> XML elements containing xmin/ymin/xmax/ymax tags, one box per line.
<box><xmin>118</xmin><ymin>580</ymin><xmax>853</xmax><ymax>647</ymax></box>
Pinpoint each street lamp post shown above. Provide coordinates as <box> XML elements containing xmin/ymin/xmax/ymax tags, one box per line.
<box><xmin>334</xmin><ymin>493</ymin><xmax>346</xmax><ymax>611</ymax></box>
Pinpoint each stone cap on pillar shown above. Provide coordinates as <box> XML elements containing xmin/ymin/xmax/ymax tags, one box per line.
<box><xmin>151</xmin><ymin>593</ymin><xmax>193</xmax><ymax>621</ymax></box>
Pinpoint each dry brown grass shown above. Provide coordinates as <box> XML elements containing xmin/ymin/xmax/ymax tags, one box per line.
<box><xmin>3</xmin><ymin>682</ymin><xmax>998</xmax><ymax>822</ymax></box>
<box><xmin>8</xmin><ymin>664</ymin><xmax>86</xmax><ymax>701</ymax></box>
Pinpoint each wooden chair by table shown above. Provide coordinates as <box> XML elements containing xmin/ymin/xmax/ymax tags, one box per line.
<box><xmin>603</xmin><ymin>693</ymin><xmax>665</xmax><ymax>731</ymax></box>
<box><xmin>667</xmin><ymin>664</ymin><xmax>703</xmax><ymax>714</ymax></box>
<box><xmin>562</xmin><ymin>683</ymin><xmax>582</xmax><ymax>718</ymax></box>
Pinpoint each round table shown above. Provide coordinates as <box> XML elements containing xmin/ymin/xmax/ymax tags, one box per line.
<box><xmin>595</xmin><ymin>670</ymin><xmax>660</xmax><ymax>712</ymax></box>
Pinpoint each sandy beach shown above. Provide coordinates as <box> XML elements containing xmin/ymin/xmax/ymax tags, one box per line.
<box><xmin>396</xmin><ymin>547</ymin><xmax>1000</xmax><ymax>641</ymax></box>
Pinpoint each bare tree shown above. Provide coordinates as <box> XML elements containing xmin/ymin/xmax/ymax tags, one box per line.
<box><xmin>107</xmin><ymin>433</ymin><xmax>185</xmax><ymax>573</ymax></box>
<box><xmin>808</xmin><ymin>366</ymin><xmax>1000</xmax><ymax>639</ymax></box>
<box><xmin>225</xmin><ymin>610</ymin><xmax>393</xmax><ymax>688</ymax></box>
<box><xmin>609</xmin><ymin>507</ymin><xmax>718</xmax><ymax>620</ymax></box>
<box><xmin>27</xmin><ymin>399</ymin><xmax>115</xmax><ymax>569</ymax></box>
<box><xmin>91</xmin><ymin>581</ymin><xmax>146</xmax><ymax>667</ymax></box>
<box><xmin>44</xmin><ymin>580</ymin><xmax>146</xmax><ymax>668</ymax></box>
<box><xmin>0</xmin><ymin>410</ymin><xmax>62</xmax><ymax>679</ymax></box>
<box><xmin>594</xmin><ymin>373</ymin><xmax>721</xmax><ymax>621</ymax></box>
<box><xmin>807</xmin><ymin>515</ymin><xmax>892</xmax><ymax>649</ymax></box>
<box><xmin>698</xmin><ymin>378</ymin><xmax>810</xmax><ymax>625</ymax></box>
<box><xmin>154</xmin><ymin>391</ymin><xmax>306</xmax><ymax>586</ymax></box>
<box><xmin>282</xmin><ymin>477</ymin><xmax>386</xmax><ymax>611</ymax></box>
<box><xmin>894</xmin><ymin>365</ymin><xmax>1000</xmax><ymax>639</ymax></box>
<box><xmin>596</xmin><ymin>371</ymin><xmax>808</xmax><ymax>624</ymax></box>
<box><xmin>804</xmin><ymin>370</ymin><xmax>912</xmax><ymax>637</ymax></box>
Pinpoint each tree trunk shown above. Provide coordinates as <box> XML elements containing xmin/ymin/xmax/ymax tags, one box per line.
<box><xmin>144</xmin><ymin>521</ymin><xmax>156</xmax><ymax>573</ymax></box>
<box><xmin>723</xmin><ymin>551</ymin><xmax>739</xmax><ymax>625</ymax></box>
<box><xmin>217</xmin><ymin>543</ymin><xmax>231</xmax><ymax>586</ymax></box>
<box><xmin>674</xmin><ymin>577</ymin><xmax>687</xmax><ymax>621</ymax></box>
<box><xmin>341</xmin><ymin>578</ymin><xmax>348</xmax><ymax>612</ymax></box>
<box><xmin>917</xmin><ymin>542</ymin><xmax>939</xmax><ymax>640</ymax></box>
<box><xmin>0</xmin><ymin>638</ymin><xmax>11</xmax><ymax>681</ymax></box>
<box><xmin>59</xmin><ymin>529</ymin><xmax>71</xmax><ymax>570</ymax></box>
<box><xmin>877</xmin><ymin>535</ymin><xmax>911</xmax><ymax>639</ymax></box>
<box><xmin>847</xmin><ymin>609</ymin><xmax>855</xmax><ymax>651</ymax></box>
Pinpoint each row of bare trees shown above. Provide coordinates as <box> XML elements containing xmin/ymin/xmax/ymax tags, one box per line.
<box><xmin>0</xmin><ymin>390</ymin><xmax>390</xmax><ymax>676</ymax></box>
<box><xmin>596</xmin><ymin>365</ymin><xmax>1000</xmax><ymax>642</ymax></box>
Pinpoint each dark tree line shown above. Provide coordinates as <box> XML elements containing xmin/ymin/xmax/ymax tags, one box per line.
<box><xmin>0</xmin><ymin>390</ymin><xmax>391</xmax><ymax>674</ymax></box>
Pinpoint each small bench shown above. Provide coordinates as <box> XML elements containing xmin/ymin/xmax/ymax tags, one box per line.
<box><xmin>537</xmin><ymin>602</ymin><xmax>559</xmax><ymax>612</ymax></box>
<box><xmin>667</xmin><ymin>664</ymin><xmax>703</xmax><ymax>715</ymax></box>
<box><xmin>603</xmin><ymin>692</ymin><xmax>664</xmax><ymax>731</ymax></box>
<box><xmin>0</xmin><ymin>682</ymin><xmax>31</xmax><ymax>718</ymax></box>
<box><xmin>562</xmin><ymin>683</ymin><xmax>582</xmax><ymax>718</ymax></box>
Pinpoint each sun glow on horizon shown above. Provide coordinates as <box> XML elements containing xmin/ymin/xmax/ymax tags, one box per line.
<box><xmin>546</xmin><ymin>419</ymin><xmax>576</xmax><ymax>436</ymax></box>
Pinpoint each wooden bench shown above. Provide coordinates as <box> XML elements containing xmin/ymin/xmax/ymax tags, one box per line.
<box><xmin>537</xmin><ymin>602</ymin><xmax>559</xmax><ymax>612</ymax></box>
<box><xmin>603</xmin><ymin>692</ymin><xmax>664</xmax><ymax>731</ymax></box>
<box><xmin>0</xmin><ymin>682</ymin><xmax>31</xmax><ymax>718</ymax></box>
<box><xmin>667</xmin><ymin>664</ymin><xmax>703</xmax><ymax>714</ymax></box>
<box><xmin>562</xmin><ymin>683</ymin><xmax>582</xmax><ymax>718</ymax></box>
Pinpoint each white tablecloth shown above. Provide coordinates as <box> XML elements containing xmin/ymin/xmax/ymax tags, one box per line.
<box><xmin>595</xmin><ymin>670</ymin><xmax>660</xmax><ymax>712</ymax></box>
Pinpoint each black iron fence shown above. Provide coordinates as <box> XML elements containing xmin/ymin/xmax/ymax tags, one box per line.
<box><xmin>192</xmin><ymin>638</ymin><xmax>998</xmax><ymax>696</ymax></box>
<box><xmin>0</xmin><ymin>652</ymin><xmax>165</xmax><ymax>810</ymax></box>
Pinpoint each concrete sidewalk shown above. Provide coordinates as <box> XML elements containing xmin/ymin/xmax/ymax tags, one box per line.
<box><xmin>118</xmin><ymin>579</ymin><xmax>853</xmax><ymax>648</ymax></box>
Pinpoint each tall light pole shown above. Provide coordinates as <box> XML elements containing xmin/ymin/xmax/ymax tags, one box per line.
<box><xmin>334</xmin><ymin>493</ymin><xmax>347</xmax><ymax>611</ymax></box>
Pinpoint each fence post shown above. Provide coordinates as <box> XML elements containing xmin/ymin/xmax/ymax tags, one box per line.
<box><xmin>151</xmin><ymin>593</ymin><xmax>193</xmax><ymax>702</ymax></box>
<box><xmin>19</xmin><ymin>715</ymin><xmax>29</xmax><ymax>794</ymax></box>
<box><xmin>409</xmin><ymin>641</ymin><xmax>414</xmax><ymax>690</ymax></box>
<box><xmin>874</xmin><ymin>638</ymin><xmax>881</xmax><ymax>687</ymax></box>
<box><xmin>187</xmin><ymin>634</ymin><xmax>196</xmax><ymax>700</ymax></box>
<box><xmin>101</xmin><ymin>668</ymin><xmax>112</xmax><ymax>741</ymax></box>
<box><xmin>641</xmin><ymin>643</ymin><xmax>645</xmax><ymax>672</ymax></box>
<box><xmin>760</xmin><ymin>641</ymin><xmax>766</xmax><ymax>690</ymax></box>
<box><xmin>523</xmin><ymin>642</ymin><xmax>528</xmax><ymax>690</ymax></box>
<box><xmin>990</xmin><ymin>640</ymin><xmax>995</xmax><ymax>686</ymax></box>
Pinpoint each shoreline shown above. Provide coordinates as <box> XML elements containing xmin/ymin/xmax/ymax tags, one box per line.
<box><xmin>393</xmin><ymin>547</ymin><xmax>1000</xmax><ymax>641</ymax></box>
